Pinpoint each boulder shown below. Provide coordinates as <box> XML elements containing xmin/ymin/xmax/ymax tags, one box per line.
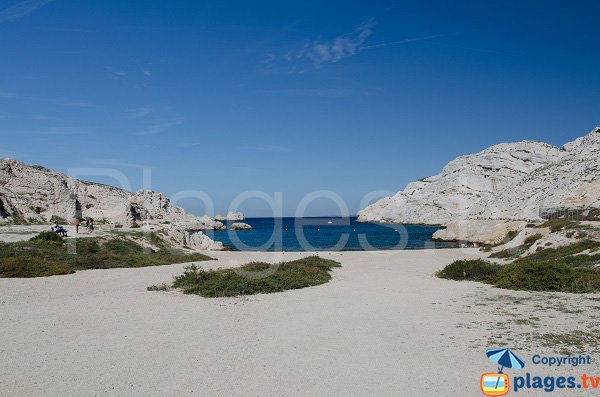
<box><xmin>229</xmin><ymin>222</ymin><xmax>252</xmax><ymax>230</ymax></box>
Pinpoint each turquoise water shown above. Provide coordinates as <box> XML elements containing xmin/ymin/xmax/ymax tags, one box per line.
<box><xmin>205</xmin><ymin>217</ymin><xmax>458</xmax><ymax>251</ymax></box>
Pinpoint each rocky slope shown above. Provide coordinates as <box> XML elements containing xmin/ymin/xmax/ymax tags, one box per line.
<box><xmin>358</xmin><ymin>127</ymin><xmax>600</xmax><ymax>243</ymax></box>
<box><xmin>0</xmin><ymin>159</ymin><xmax>225</xmax><ymax>250</ymax></box>
<box><xmin>214</xmin><ymin>211</ymin><xmax>245</xmax><ymax>221</ymax></box>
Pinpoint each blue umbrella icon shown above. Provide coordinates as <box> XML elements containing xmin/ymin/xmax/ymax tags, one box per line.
<box><xmin>486</xmin><ymin>348</ymin><xmax>525</xmax><ymax>389</ymax></box>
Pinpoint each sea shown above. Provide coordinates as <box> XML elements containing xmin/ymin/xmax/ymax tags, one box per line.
<box><xmin>205</xmin><ymin>217</ymin><xmax>458</xmax><ymax>251</ymax></box>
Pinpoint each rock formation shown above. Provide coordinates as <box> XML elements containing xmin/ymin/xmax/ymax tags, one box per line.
<box><xmin>358</xmin><ymin>127</ymin><xmax>600</xmax><ymax>243</ymax></box>
<box><xmin>229</xmin><ymin>222</ymin><xmax>252</xmax><ymax>230</ymax></box>
<box><xmin>0</xmin><ymin>159</ymin><xmax>225</xmax><ymax>249</ymax></box>
<box><xmin>214</xmin><ymin>211</ymin><xmax>245</xmax><ymax>221</ymax></box>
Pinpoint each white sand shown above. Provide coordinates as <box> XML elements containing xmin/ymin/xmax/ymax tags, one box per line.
<box><xmin>1</xmin><ymin>249</ymin><xmax>598</xmax><ymax>396</ymax></box>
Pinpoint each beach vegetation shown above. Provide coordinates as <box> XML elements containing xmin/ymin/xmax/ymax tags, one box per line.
<box><xmin>159</xmin><ymin>256</ymin><xmax>341</xmax><ymax>297</ymax></box>
<box><xmin>534</xmin><ymin>219</ymin><xmax>579</xmax><ymax>232</ymax></box>
<box><xmin>0</xmin><ymin>232</ymin><xmax>212</xmax><ymax>278</ymax></box>
<box><xmin>438</xmin><ymin>240</ymin><xmax>600</xmax><ymax>293</ymax></box>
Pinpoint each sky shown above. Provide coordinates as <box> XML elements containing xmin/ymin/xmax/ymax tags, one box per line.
<box><xmin>1</xmin><ymin>0</ymin><xmax>599</xmax><ymax>217</ymax></box>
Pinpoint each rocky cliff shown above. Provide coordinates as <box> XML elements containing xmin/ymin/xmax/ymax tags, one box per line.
<box><xmin>0</xmin><ymin>159</ymin><xmax>225</xmax><ymax>249</ymax></box>
<box><xmin>214</xmin><ymin>211</ymin><xmax>245</xmax><ymax>221</ymax></box>
<box><xmin>357</xmin><ymin>127</ymin><xmax>600</xmax><ymax>243</ymax></box>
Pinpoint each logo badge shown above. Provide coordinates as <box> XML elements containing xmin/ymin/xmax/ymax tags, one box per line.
<box><xmin>481</xmin><ymin>373</ymin><xmax>510</xmax><ymax>396</ymax></box>
<box><xmin>481</xmin><ymin>348</ymin><xmax>525</xmax><ymax>396</ymax></box>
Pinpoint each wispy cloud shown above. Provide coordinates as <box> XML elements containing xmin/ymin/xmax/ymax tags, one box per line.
<box><xmin>105</xmin><ymin>67</ymin><xmax>127</xmax><ymax>80</ymax></box>
<box><xmin>269</xmin><ymin>20</ymin><xmax>446</xmax><ymax>73</ymax></box>
<box><xmin>363</xmin><ymin>34</ymin><xmax>447</xmax><ymax>49</ymax></box>
<box><xmin>0</xmin><ymin>0</ymin><xmax>54</xmax><ymax>23</ymax></box>
<box><xmin>142</xmin><ymin>70</ymin><xmax>152</xmax><ymax>76</ymax></box>
<box><xmin>136</xmin><ymin>120</ymin><xmax>183</xmax><ymax>136</ymax></box>
<box><xmin>291</xmin><ymin>19</ymin><xmax>376</xmax><ymax>66</ymax></box>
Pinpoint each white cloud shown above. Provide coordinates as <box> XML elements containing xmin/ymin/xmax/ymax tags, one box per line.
<box><xmin>293</xmin><ymin>19</ymin><xmax>375</xmax><ymax>66</ymax></box>
<box><xmin>142</xmin><ymin>70</ymin><xmax>152</xmax><ymax>76</ymax></box>
<box><xmin>0</xmin><ymin>0</ymin><xmax>55</xmax><ymax>23</ymax></box>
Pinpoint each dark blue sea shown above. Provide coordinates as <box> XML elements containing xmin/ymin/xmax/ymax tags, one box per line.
<box><xmin>205</xmin><ymin>217</ymin><xmax>458</xmax><ymax>251</ymax></box>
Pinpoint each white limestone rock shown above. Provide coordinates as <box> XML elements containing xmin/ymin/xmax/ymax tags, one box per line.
<box><xmin>432</xmin><ymin>220</ymin><xmax>527</xmax><ymax>245</ymax></box>
<box><xmin>214</xmin><ymin>211</ymin><xmax>245</xmax><ymax>221</ymax></box>
<box><xmin>357</xmin><ymin>141</ymin><xmax>564</xmax><ymax>225</ymax></box>
<box><xmin>470</xmin><ymin>127</ymin><xmax>600</xmax><ymax>220</ymax></box>
<box><xmin>358</xmin><ymin>127</ymin><xmax>600</xmax><ymax>242</ymax></box>
<box><xmin>229</xmin><ymin>222</ymin><xmax>252</xmax><ymax>230</ymax></box>
<box><xmin>0</xmin><ymin>159</ymin><xmax>224</xmax><ymax>250</ymax></box>
<box><xmin>166</xmin><ymin>226</ymin><xmax>224</xmax><ymax>251</ymax></box>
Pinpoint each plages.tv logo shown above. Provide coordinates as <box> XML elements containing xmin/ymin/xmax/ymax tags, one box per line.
<box><xmin>481</xmin><ymin>348</ymin><xmax>526</xmax><ymax>396</ymax></box>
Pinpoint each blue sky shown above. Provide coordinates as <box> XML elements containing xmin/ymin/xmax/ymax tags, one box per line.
<box><xmin>1</xmin><ymin>0</ymin><xmax>599</xmax><ymax>216</ymax></box>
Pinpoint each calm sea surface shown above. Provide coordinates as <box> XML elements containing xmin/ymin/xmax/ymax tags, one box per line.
<box><xmin>205</xmin><ymin>217</ymin><xmax>458</xmax><ymax>251</ymax></box>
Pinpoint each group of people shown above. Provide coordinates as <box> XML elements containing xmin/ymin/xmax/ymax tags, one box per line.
<box><xmin>52</xmin><ymin>217</ymin><xmax>94</xmax><ymax>237</ymax></box>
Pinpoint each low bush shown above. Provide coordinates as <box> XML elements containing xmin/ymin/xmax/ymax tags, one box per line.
<box><xmin>495</xmin><ymin>261</ymin><xmax>600</xmax><ymax>293</ymax></box>
<box><xmin>167</xmin><ymin>256</ymin><xmax>341</xmax><ymax>297</ymax></box>
<box><xmin>0</xmin><ymin>233</ymin><xmax>213</xmax><ymax>278</ymax></box>
<box><xmin>438</xmin><ymin>240</ymin><xmax>600</xmax><ymax>293</ymax></box>
<box><xmin>523</xmin><ymin>233</ymin><xmax>543</xmax><ymax>247</ymax></box>
<box><xmin>535</xmin><ymin>219</ymin><xmax>579</xmax><ymax>232</ymax></box>
<box><xmin>436</xmin><ymin>259</ymin><xmax>500</xmax><ymax>282</ymax></box>
<box><xmin>29</xmin><ymin>231</ymin><xmax>64</xmax><ymax>243</ymax></box>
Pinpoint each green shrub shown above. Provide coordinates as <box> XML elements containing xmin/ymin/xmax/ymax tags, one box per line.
<box><xmin>0</xmin><ymin>235</ymin><xmax>213</xmax><ymax>278</ymax></box>
<box><xmin>490</xmin><ymin>246</ymin><xmax>527</xmax><ymax>259</ymax></box>
<box><xmin>436</xmin><ymin>259</ymin><xmax>500</xmax><ymax>282</ymax></box>
<box><xmin>438</xmin><ymin>240</ymin><xmax>600</xmax><ymax>293</ymax></box>
<box><xmin>495</xmin><ymin>262</ymin><xmax>600</xmax><ymax>293</ymax></box>
<box><xmin>29</xmin><ymin>231</ymin><xmax>64</xmax><ymax>243</ymax></box>
<box><xmin>523</xmin><ymin>233</ymin><xmax>543</xmax><ymax>247</ymax></box>
<box><xmin>169</xmin><ymin>256</ymin><xmax>341</xmax><ymax>297</ymax></box>
<box><xmin>535</xmin><ymin>219</ymin><xmax>579</xmax><ymax>232</ymax></box>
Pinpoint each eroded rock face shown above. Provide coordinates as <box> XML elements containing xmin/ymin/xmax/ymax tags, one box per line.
<box><xmin>0</xmin><ymin>159</ymin><xmax>224</xmax><ymax>249</ymax></box>
<box><xmin>165</xmin><ymin>226</ymin><xmax>224</xmax><ymax>251</ymax></box>
<box><xmin>229</xmin><ymin>222</ymin><xmax>252</xmax><ymax>230</ymax></box>
<box><xmin>357</xmin><ymin>141</ymin><xmax>564</xmax><ymax>225</ymax></box>
<box><xmin>214</xmin><ymin>211</ymin><xmax>245</xmax><ymax>221</ymax></box>
<box><xmin>470</xmin><ymin>127</ymin><xmax>600</xmax><ymax>221</ymax></box>
<box><xmin>357</xmin><ymin>127</ymin><xmax>600</xmax><ymax>243</ymax></box>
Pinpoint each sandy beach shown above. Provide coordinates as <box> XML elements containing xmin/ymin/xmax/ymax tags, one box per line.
<box><xmin>1</xmin><ymin>248</ymin><xmax>597</xmax><ymax>396</ymax></box>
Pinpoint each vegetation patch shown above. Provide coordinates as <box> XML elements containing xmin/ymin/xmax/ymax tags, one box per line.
<box><xmin>156</xmin><ymin>256</ymin><xmax>341</xmax><ymax>297</ymax></box>
<box><xmin>523</xmin><ymin>233</ymin><xmax>543</xmax><ymax>246</ymax></box>
<box><xmin>438</xmin><ymin>241</ymin><xmax>600</xmax><ymax>293</ymax></box>
<box><xmin>538</xmin><ymin>331</ymin><xmax>600</xmax><ymax>354</ymax></box>
<box><xmin>436</xmin><ymin>259</ymin><xmax>500</xmax><ymax>283</ymax></box>
<box><xmin>0</xmin><ymin>232</ymin><xmax>213</xmax><ymax>278</ymax></box>
<box><xmin>534</xmin><ymin>219</ymin><xmax>579</xmax><ymax>232</ymax></box>
<box><xmin>490</xmin><ymin>233</ymin><xmax>547</xmax><ymax>260</ymax></box>
<box><xmin>490</xmin><ymin>246</ymin><xmax>527</xmax><ymax>259</ymax></box>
